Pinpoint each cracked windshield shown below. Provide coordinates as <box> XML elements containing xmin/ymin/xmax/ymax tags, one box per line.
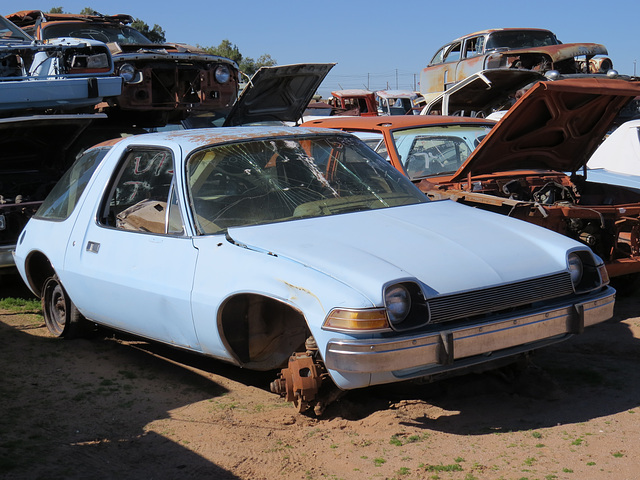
<box><xmin>187</xmin><ymin>134</ymin><xmax>427</xmax><ymax>233</ymax></box>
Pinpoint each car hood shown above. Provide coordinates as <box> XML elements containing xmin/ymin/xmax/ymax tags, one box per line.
<box><xmin>496</xmin><ymin>42</ymin><xmax>608</xmax><ymax>62</ymax></box>
<box><xmin>223</xmin><ymin>63</ymin><xmax>334</xmax><ymax>126</ymax></box>
<box><xmin>449</xmin><ymin>77</ymin><xmax>640</xmax><ymax>181</ymax></box>
<box><xmin>107</xmin><ymin>42</ymin><xmax>238</xmax><ymax>65</ymax></box>
<box><xmin>226</xmin><ymin>201</ymin><xmax>573</xmax><ymax>301</ymax></box>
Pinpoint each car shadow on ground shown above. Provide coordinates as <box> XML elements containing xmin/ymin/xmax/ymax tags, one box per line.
<box><xmin>4</xmin><ymin>271</ymin><xmax>638</xmax><ymax>439</ymax></box>
<box><xmin>326</xmin><ymin>295</ymin><xmax>640</xmax><ymax>432</ymax></box>
<box><xmin>0</xmin><ymin>315</ymin><xmax>243</xmax><ymax>479</ymax></box>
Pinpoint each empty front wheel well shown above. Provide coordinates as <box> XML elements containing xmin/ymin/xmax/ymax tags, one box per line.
<box><xmin>219</xmin><ymin>293</ymin><xmax>309</xmax><ymax>371</ymax></box>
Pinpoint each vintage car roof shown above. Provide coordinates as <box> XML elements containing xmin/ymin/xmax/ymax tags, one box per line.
<box><xmin>450</xmin><ymin>77</ymin><xmax>640</xmax><ymax>180</ymax></box>
<box><xmin>224</xmin><ymin>63</ymin><xmax>334</xmax><ymax>127</ymax></box>
<box><xmin>331</xmin><ymin>89</ymin><xmax>374</xmax><ymax>98</ymax></box>
<box><xmin>448</xmin><ymin>28</ymin><xmax>555</xmax><ymax>43</ymax></box>
<box><xmin>302</xmin><ymin>114</ymin><xmax>494</xmax><ymax>132</ymax></box>
<box><xmin>7</xmin><ymin>10</ymin><xmax>135</xmax><ymax>26</ymax></box>
<box><xmin>376</xmin><ymin>90</ymin><xmax>418</xmax><ymax>99</ymax></box>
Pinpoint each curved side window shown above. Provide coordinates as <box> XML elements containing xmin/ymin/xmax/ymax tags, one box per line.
<box><xmin>98</xmin><ymin>147</ymin><xmax>184</xmax><ymax>235</ymax></box>
<box><xmin>35</xmin><ymin>146</ymin><xmax>110</xmax><ymax>221</ymax></box>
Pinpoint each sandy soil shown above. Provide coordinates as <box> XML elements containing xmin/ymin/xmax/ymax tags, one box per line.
<box><xmin>1</xmin><ymin>275</ymin><xmax>640</xmax><ymax>480</ymax></box>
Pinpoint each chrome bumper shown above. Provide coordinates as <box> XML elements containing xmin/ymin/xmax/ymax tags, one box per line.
<box><xmin>324</xmin><ymin>287</ymin><xmax>615</xmax><ymax>374</ymax></box>
<box><xmin>0</xmin><ymin>245</ymin><xmax>15</xmax><ymax>269</ymax></box>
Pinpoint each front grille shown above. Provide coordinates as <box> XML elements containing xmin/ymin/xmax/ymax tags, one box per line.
<box><xmin>428</xmin><ymin>272</ymin><xmax>574</xmax><ymax>323</ymax></box>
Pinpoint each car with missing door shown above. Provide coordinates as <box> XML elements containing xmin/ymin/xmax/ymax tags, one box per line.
<box><xmin>13</xmin><ymin>122</ymin><xmax>614</xmax><ymax>414</ymax></box>
<box><xmin>420</xmin><ymin>28</ymin><xmax>613</xmax><ymax>103</ymax></box>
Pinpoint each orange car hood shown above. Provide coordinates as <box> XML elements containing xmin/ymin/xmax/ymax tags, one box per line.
<box><xmin>450</xmin><ymin>77</ymin><xmax>640</xmax><ymax>181</ymax></box>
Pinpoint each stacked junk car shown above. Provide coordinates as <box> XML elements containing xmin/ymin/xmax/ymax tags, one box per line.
<box><xmin>3</xmin><ymin>15</ymin><xmax>637</xmax><ymax>414</ymax></box>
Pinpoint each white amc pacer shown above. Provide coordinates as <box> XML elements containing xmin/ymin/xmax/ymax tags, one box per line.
<box><xmin>13</xmin><ymin>126</ymin><xmax>615</xmax><ymax>415</ymax></box>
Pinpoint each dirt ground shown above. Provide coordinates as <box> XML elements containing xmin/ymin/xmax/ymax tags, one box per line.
<box><xmin>1</xmin><ymin>275</ymin><xmax>640</xmax><ymax>480</ymax></box>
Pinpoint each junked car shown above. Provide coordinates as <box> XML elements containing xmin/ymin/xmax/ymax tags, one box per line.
<box><xmin>303</xmin><ymin>78</ymin><xmax>640</xmax><ymax>286</ymax></box>
<box><xmin>0</xmin><ymin>13</ymin><xmax>121</xmax><ymax>113</ymax></box>
<box><xmin>328</xmin><ymin>89</ymin><xmax>378</xmax><ymax>117</ymax></box>
<box><xmin>7</xmin><ymin>10</ymin><xmax>239</xmax><ymax>127</ymax></box>
<box><xmin>376</xmin><ymin>90</ymin><xmax>422</xmax><ymax>115</ymax></box>
<box><xmin>420</xmin><ymin>28</ymin><xmax>613</xmax><ymax>103</ymax></box>
<box><xmin>13</xmin><ymin>125</ymin><xmax>615</xmax><ymax>414</ymax></box>
<box><xmin>588</xmin><ymin>119</ymin><xmax>640</xmax><ymax>177</ymax></box>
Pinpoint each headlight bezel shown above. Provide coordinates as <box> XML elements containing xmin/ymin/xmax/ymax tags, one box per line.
<box><xmin>567</xmin><ymin>252</ymin><xmax>584</xmax><ymax>286</ymax></box>
<box><xmin>383</xmin><ymin>281</ymin><xmax>430</xmax><ymax>332</ymax></box>
<box><xmin>384</xmin><ymin>284</ymin><xmax>412</xmax><ymax>326</ymax></box>
<box><xmin>118</xmin><ymin>62</ymin><xmax>136</xmax><ymax>83</ymax></box>
<box><xmin>567</xmin><ymin>248</ymin><xmax>608</xmax><ymax>293</ymax></box>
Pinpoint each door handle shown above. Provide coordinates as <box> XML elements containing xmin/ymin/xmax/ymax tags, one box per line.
<box><xmin>86</xmin><ymin>241</ymin><xmax>100</xmax><ymax>253</ymax></box>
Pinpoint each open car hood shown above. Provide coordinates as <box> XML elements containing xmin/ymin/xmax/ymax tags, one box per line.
<box><xmin>0</xmin><ymin>114</ymin><xmax>103</xmax><ymax>168</ymax></box>
<box><xmin>449</xmin><ymin>77</ymin><xmax>640</xmax><ymax>181</ymax></box>
<box><xmin>223</xmin><ymin>63</ymin><xmax>334</xmax><ymax>126</ymax></box>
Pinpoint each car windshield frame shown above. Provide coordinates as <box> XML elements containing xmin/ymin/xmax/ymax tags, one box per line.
<box><xmin>485</xmin><ymin>30</ymin><xmax>559</xmax><ymax>51</ymax></box>
<box><xmin>0</xmin><ymin>16</ymin><xmax>33</xmax><ymax>43</ymax></box>
<box><xmin>390</xmin><ymin>124</ymin><xmax>493</xmax><ymax>179</ymax></box>
<box><xmin>185</xmin><ymin>133</ymin><xmax>427</xmax><ymax>234</ymax></box>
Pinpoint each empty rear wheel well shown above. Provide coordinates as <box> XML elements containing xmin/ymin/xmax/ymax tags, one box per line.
<box><xmin>24</xmin><ymin>251</ymin><xmax>55</xmax><ymax>297</ymax></box>
<box><xmin>219</xmin><ymin>293</ymin><xmax>309</xmax><ymax>371</ymax></box>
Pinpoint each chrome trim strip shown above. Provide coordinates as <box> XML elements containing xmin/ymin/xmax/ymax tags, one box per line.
<box><xmin>324</xmin><ymin>287</ymin><xmax>615</xmax><ymax>373</ymax></box>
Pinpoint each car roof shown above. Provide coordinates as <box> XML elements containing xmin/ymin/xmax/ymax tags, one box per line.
<box><xmin>302</xmin><ymin>115</ymin><xmax>495</xmax><ymax>132</ymax></box>
<box><xmin>331</xmin><ymin>89</ymin><xmax>374</xmax><ymax>98</ymax></box>
<box><xmin>111</xmin><ymin>126</ymin><xmax>347</xmax><ymax>152</ymax></box>
<box><xmin>448</xmin><ymin>28</ymin><xmax>555</xmax><ymax>43</ymax></box>
<box><xmin>7</xmin><ymin>10</ymin><xmax>134</xmax><ymax>27</ymax></box>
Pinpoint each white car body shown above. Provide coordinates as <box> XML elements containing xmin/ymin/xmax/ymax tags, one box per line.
<box><xmin>13</xmin><ymin>126</ymin><xmax>615</xmax><ymax>414</ymax></box>
<box><xmin>588</xmin><ymin>119</ymin><xmax>640</xmax><ymax>176</ymax></box>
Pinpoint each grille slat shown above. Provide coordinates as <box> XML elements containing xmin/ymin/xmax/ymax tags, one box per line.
<box><xmin>428</xmin><ymin>272</ymin><xmax>573</xmax><ymax>323</ymax></box>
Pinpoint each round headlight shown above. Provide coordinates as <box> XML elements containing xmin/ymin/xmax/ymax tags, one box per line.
<box><xmin>215</xmin><ymin>65</ymin><xmax>231</xmax><ymax>84</ymax></box>
<box><xmin>384</xmin><ymin>284</ymin><xmax>411</xmax><ymax>325</ymax></box>
<box><xmin>118</xmin><ymin>63</ymin><xmax>136</xmax><ymax>83</ymax></box>
<box><xmin>568</xmin><ymin>253</ymin><xmax>584</xmax><ymax>286</ymax></box>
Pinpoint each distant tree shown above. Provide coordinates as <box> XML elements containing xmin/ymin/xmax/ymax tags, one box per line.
<box><xmin>240</xmin><ymin>54</ymin><xmax>277</xmax><ymax>76</ymax></box>
<box><xmin>80</xmin><ymin>7</ymin><xmax>94</xmax><ymax>15</ymax></box>
<box><xmin>131</xmin><ymin>19</ymin><xmax>166</xmax><ymax>43</ymax></box>
<box><xmin>200</xmin><ymin>39</ymin><xmax>276</xmax><ymax>76</ymax></box>
<box><xmin>201</xmin><ymin>39</ymin><xmax>243</xmax><ymax>64</ymax></box>
<box><xmin>49</xmin><ymin>7</ymin><xmax>64</xmax><ymax>13</ymax></box>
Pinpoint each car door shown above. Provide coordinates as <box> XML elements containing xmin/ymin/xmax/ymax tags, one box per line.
<box><xmin>63</xmin><ymin>144</ymin><xmax>201</xmax><ymax>350</ymax></box>
<box><xmin>456</xmin><ymin>35</ymin><xmax>485</xmax><ymax>83</ymax></box>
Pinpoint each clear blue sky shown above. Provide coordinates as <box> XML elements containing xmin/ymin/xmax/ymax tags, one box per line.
<box><xmin>8</xmin><ymin>1</ymin><xmax>639</xmax><ymax>98</ymax></box>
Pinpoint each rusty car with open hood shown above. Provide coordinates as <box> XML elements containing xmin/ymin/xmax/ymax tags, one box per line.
<box><xmin>303</xmin><ymin>78</ymin><xmax>640</xmax><ymax>290</ymax></box>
